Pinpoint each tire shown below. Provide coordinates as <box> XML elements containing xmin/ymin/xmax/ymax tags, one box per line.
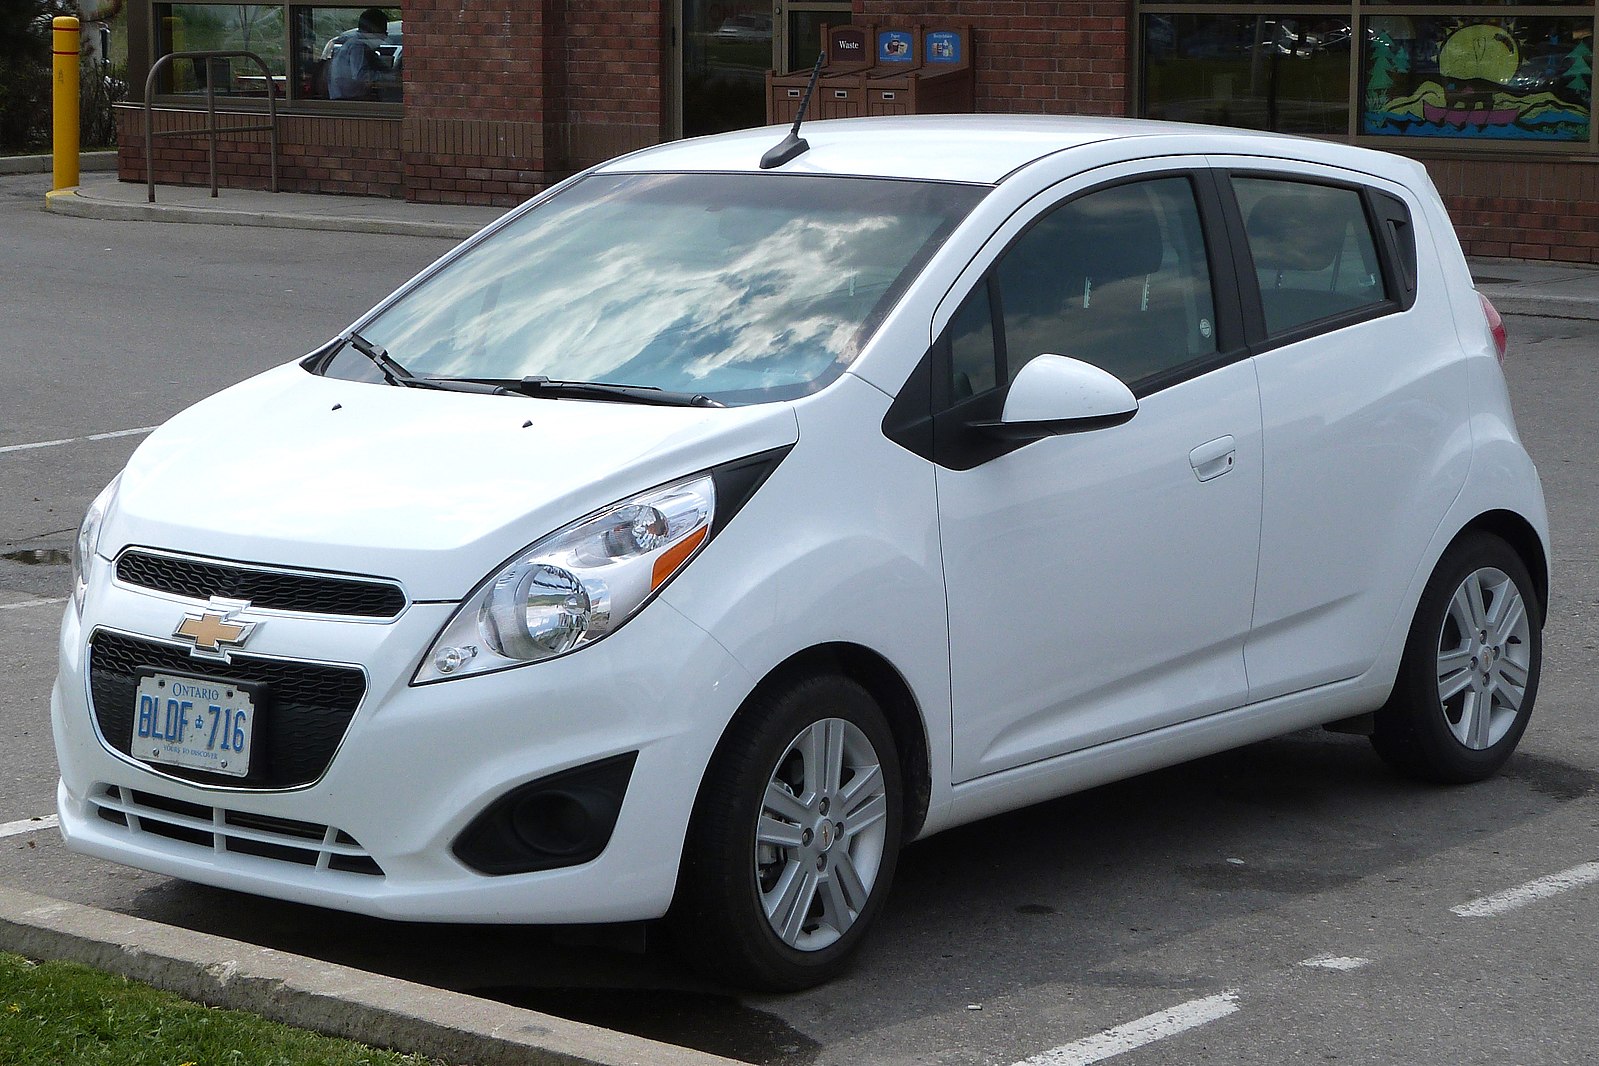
<box><xmin>1372</xmin><ymin>532</ymin><xmax>1542</xmax><ymax>784</ymax></box>
<box><xmin>669</xmin><ymin>674</ymin><xmax>903</xmax><ymax>991</ymax></box>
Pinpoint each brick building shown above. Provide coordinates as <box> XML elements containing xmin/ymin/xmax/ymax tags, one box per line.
<box><xmin>119</xmin><ymin>1</ymin><xmax>1599</xmax><ymax>261</ymax></box>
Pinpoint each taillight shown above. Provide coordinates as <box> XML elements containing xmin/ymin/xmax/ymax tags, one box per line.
<box><xmin>1478</xmin><ymin>292</ymin><xmax>1508</xmax><ymax>364</ymax></box>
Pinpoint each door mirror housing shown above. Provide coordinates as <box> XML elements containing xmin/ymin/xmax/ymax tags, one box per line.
<box><xmin>973</xmin><ymin>354</ymin><xmax>1138</xmax><ymax>440</ymax></box>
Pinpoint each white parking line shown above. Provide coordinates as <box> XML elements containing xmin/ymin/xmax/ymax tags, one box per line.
<box><xmin>0</xmin><ymin>426</ymin><xmax>158</xmax><ymax>455</ymax></box>
<box><xmin>1453</xmin><ymin>861</ymin><xmax>1599</xmax><ymax>918</ymax></box>
<box><xmin>0</xmin><ymin>816</ymin><xmax>59</xmax><ymax>840</ymax></box>
<box><xmin>1299</xmin><ymin>954</ymin><xmax>1372</xmax><ymax>971</ymax></box>
<box><xmin>0</xmin><ymin>597</ymin><xmax>69</xmax><ymax>611</ymax></box>
<box><xmin>1010</xmin><ymin>991</ymin><xmax>1241</xmax><ymax>1066</ymax></box>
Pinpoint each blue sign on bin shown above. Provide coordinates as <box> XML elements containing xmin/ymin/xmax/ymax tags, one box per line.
<box><xmin>878</xmin><ymin>31</ymin><xmax>914</xmax><ymax>63</ymax></box>
<box><xmin>926</xmin><ymin>31</ymin><xmax>961</xmax><ymax>64</ymax></box>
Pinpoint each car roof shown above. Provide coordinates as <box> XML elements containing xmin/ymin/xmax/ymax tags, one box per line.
<box><xmin>598</xmin><ymin>114</ymin><xmax>1417</xmax><ymax>187</ymax></box>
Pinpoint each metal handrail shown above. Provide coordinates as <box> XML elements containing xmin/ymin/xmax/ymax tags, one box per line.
<box><xmin>143</xmin><ymin>49</ymin><xmax>279</xmax><ymax>203</ymax></box>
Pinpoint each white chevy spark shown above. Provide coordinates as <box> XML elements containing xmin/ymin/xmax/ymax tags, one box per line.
<box><xmin>55</xmin><ymin>115</ymin><xmax>1549</xmax><ymax>990</ymax></box>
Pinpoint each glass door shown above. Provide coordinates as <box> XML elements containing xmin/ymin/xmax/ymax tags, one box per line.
<box><xmin>679</xmin><ymin>0</ymin><xmax>775</xmax><ymax>137</ymax></box>
<box><xmin>779</xmin><ymin>0</ymin><xmax>850</xmax><ymax>73</ymax></box>
<box><xmin>669</xmin><ymin>0</ymin><xmax>851</xmax><ymax>138</ymax></box>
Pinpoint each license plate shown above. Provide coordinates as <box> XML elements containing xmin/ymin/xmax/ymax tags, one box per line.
<box><xmin>132</xmin><ymin>672</ymin><xmax>257</xmax><ymax>778</ymax></box>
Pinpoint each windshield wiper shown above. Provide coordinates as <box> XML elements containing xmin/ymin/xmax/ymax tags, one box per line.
<box><xmin>342</xmin><ymin>334</ymin><xmax>505</xmax><ymax>394</ymax></box>
<box><xmin>443</xmin><ymin>376</ymin><xmax>727</xmax><ymax>408</ymax></box>
<box><xmin>346</xmin><ymin>331</ymin><xmax>420</xmax><ymax>387</ymax></box>
<box><xmin>338</xmin><ymin>339</ymin><xmax>698</xmax><ymax>404</ymax></box>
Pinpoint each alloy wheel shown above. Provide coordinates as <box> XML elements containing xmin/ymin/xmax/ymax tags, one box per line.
<box><xmin>755</xmin><ymin>718</ymin><xmax>890</xmax><ymax>951</ymax></box>
<box><xmin>1436</xmin><ymin>566</ymin><xmax>1532</xmax><ymax>750</ymax></box>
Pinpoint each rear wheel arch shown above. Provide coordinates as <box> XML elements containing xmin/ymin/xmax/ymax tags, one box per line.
<box><xmin>1372</xmin><ymin>527</ymin><xmax>1542</xmax><ymax>783</ymax></box>
<box><xmin>1456</xmin><ymin>509</ymin><xmax>1548</xmax><ymax>618</ymax></box>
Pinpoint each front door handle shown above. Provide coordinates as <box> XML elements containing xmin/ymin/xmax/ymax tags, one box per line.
<box><xmin>1189</xmin><ymin>435</ymin><xmax>1236</xmax><ymax>482</ymax></box>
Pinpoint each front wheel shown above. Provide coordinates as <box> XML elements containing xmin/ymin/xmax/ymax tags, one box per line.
<box><xmin>1372</xmin><ymin>532</ymin><xmax>1542</xmax><ymax>784</ymax></box>
<box><xmin>669</xmin><ymin>674</ymin><xmax>903</xmax><ymax>990</ymax></box>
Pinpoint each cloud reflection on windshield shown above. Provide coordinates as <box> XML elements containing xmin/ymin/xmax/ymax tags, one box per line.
<box><xmin>363</xmin><ymin>173</ymin><xmax>979</xmax><ymax>402</ymax></box>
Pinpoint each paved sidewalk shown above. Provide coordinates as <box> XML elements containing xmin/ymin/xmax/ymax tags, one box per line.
<box><xmin>42</xmin><ymin>171</ymin><xmax>1599</xmax><ymax>321</ymax></box>
<box><xmin>1462</xmin><ymin>257</ymin><xmax>1599</xmax><ymax>322</ymax></box>
<box><xmin>0</xmin><ymin>150</ymin><xmax>117</xmax><ymax>176</ymax></box>
<box><xmin>47</xmin><ymin>171</ymin><xmax>505</xmax><ymax>240</ymax></box>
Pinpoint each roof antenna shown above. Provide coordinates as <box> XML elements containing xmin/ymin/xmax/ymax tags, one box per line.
<box><xmin>760</xmin><ymin>52</ymin><xmax>825</xmax><ymax>170</ymax></box>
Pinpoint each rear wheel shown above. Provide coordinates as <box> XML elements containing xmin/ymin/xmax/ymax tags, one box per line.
<box><xmin>669</xmin><ymin>674</ymin><xmax>902</xmax><ymax>990</ymax></box>
<box><xmin>1372</xmin><ymin>533</ymin><xmax>1541</xmax><ymax>783</ymax></box>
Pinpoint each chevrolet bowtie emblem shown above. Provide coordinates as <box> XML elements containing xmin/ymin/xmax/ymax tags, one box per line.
<box><xmin>173</xmin><ymin>605</ymin><xmax>256</xmax><ymax>661</ymax></box>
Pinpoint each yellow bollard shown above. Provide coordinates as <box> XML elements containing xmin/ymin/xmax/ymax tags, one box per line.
<box><xmin>52</xmin><ymin>16</ymin><xmax>81</xmax><ymax>191</ymax></box>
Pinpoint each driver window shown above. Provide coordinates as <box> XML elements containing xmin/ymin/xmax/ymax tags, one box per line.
<box><xmin>992</xmin><ymin>177</ymin><xmax>1218</xmax><ymax>389</ymax></box>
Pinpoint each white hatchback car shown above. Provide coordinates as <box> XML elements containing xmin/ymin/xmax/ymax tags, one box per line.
<box><xmin>55</xmin><ymin>115</ymin><xmax>1548</xmax><ymax>990</ymax></box>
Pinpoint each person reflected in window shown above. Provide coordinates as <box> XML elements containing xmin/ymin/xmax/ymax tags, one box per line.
<box><xmin>329</xmin><ymin>8</ymin><xmax>392</xmax><ymax>101</ymax></box>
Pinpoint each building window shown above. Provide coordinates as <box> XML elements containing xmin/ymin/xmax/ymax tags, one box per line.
<box><xmin>150</xmin><ymin>1</ymin><xmax>401</xmax><ymax>106</ymax></box>
<box><xmin>293</xmin><ymin>7</ymin><xmax>401</xmax><ymax>101</ymax></box>
<box><xmin>1143</xmin><ymin>14</ymin><xmax>1352</xmax><ymax>135</ymax></box>
<box><xmin>1139</xmin><ymin>2</ymin><xmax>1596</xmax><ymax>151</ymax></box>
<box><xmin>1364</xmin><ymin>15</ymin><xmax>1590</xmax><ymax>142</ymax></box>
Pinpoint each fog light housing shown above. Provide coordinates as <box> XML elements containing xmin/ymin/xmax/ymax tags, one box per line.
<box><xmin>452</xmin><ymin>752</ymin><xmax>637</xmax><ymax>875</ymax></box>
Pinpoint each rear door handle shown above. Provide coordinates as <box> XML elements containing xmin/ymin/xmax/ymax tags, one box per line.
<box><xmin>1189</xmin><ymin>435</ymin><xmax>1236</xmax><ymax>482</ymax></box>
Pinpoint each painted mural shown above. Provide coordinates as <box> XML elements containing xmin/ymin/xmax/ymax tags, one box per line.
<box><xmin>1364</xmin><ymin>16</ymin><xmax>1591</xmax><ymax>141</ymax></box>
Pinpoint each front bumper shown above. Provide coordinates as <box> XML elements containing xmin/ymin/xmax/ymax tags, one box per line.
<box><xmin>52</xmin><ymin>564</ymin><xmax>754</xmax><ymax>923</ymax></box>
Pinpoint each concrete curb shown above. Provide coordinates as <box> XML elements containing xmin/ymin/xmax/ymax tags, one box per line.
<box><xmin>0</xmin><ymin>151</ymin><xmax>117</xmax><ymax>176</ymax></box>
<box><xmin>0</xmin><ymin>885</ymin><xmax>746</xmax><ymax>1066</ymax></box>
<box><xmin>43</xmin><ymin>186</ymin><xmax>484</xmax><ymax>240</ymax></box>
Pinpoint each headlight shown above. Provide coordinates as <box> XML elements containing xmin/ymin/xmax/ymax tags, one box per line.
<box><xmin>71</xmin><ymin>474</ymin><xmax>121</xmax><ymax>615</ymax></box>
<box><xmin>416</xmin><ymin>473</ymin><xmax>716</xmax><ymax>683</ymax></box>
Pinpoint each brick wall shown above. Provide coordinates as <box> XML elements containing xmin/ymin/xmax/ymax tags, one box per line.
<box><xmin>1424</xmin><ymin>157</ymin><xmax>1599</xmax><ymax>266</ymax></box>
<box><xmin>560</xmin><ymin>0</ymin><xmax>664</xmax><ymax>171</ymax></box>
<box><xmin>855</xmin><ymin>0</ymin><xmax>1128</xmax><ymax>117</ymax></box>
<box><xmin>116</xmin><ymin>105</ymin><xmax>403</xmax><ymax>198</ymax></box>
<box><xmin>396</xmin><ymin>0</ymin><xmax>664</xmax><ymax>203</ymax></box>
<box><xmin>400</xmin><ymin>0</ymin><xmax>553</xmax><ymax>205</ymax></box>
<box><xmin>118</xmin><ymin>0</ymin><xmax>670</xmax><ymax>208</ymax></box>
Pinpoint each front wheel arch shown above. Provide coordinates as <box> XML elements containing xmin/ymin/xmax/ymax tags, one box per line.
<box><xmin>711</xmin><ymin>643</ymin><xmax>932</xmax><ymax>843</ymax></box>
<box><xmin>667</xmin><ymin>671</ymin><xmax>905</xmax><ymax>989</ymax></box>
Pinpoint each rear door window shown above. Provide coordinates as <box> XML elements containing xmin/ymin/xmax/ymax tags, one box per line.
<box><xmin>1232</xmin><ymin>177</ymin><xmax>1389</xmax><ymax>336</ymax></box>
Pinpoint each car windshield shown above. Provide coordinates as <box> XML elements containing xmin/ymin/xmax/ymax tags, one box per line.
<box><xmin>331</xmin><ymin>172</ymin><xmax>985</xmax><ymax>403</ymax></box>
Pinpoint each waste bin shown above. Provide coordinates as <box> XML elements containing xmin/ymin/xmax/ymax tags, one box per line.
<box><xmin>766</xmin><ymin>23</ymin><xmax>875</xmax><ymax>124</ymax></box>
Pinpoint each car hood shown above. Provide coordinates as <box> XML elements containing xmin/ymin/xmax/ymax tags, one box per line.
<box><xmin>104</xmin><ymin>363</ymin><xmax>800</xmax><ymax>600</ymax></box>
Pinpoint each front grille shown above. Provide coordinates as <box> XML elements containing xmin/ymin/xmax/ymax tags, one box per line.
<box><xmin>89</xmin><ymin>631</ymin><xmax>366</xmax><ymax>790</ymax></box>
<box><xmin>90</xmin><ymin>784</ymin><xmax>383</xmax><ymax>876</ymax></box>
<box><xmin>116</xmin><ymin>549</ymin><xmax>406</xmax><ymax>619</ymax></box>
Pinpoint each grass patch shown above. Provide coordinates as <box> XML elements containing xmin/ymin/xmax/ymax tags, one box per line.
<box><xmin>0</xmin><ymin>952</ymin><xmax>452</xmax><ymax>1066</ymax></box>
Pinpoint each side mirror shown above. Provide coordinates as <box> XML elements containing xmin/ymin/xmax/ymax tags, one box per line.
<box><xmin>973</xmin><ymin>354</ymin><xmax>1138</xmax><ymax>440</ymax></box>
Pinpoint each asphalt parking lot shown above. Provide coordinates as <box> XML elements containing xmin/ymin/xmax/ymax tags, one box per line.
<box><xmin>3</xmin><ymin>169</ymin><xmax>1597</xmax><ymax>1065</ymax></box>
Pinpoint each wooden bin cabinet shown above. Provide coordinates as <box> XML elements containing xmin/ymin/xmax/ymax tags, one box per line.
<box><xmin>873</xmin><ymin>28</ymin><xmax>975</xmax><ymax>117</ymax></box>
<box><xmin>860</xmin><ymin>27</ymin><xmax>922</xmax><ymax>117</ymax></box>
<box><xmin>766</xmin><ymin>25</ymin><xmax>975</xmax><ymax>124</ymax></box>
